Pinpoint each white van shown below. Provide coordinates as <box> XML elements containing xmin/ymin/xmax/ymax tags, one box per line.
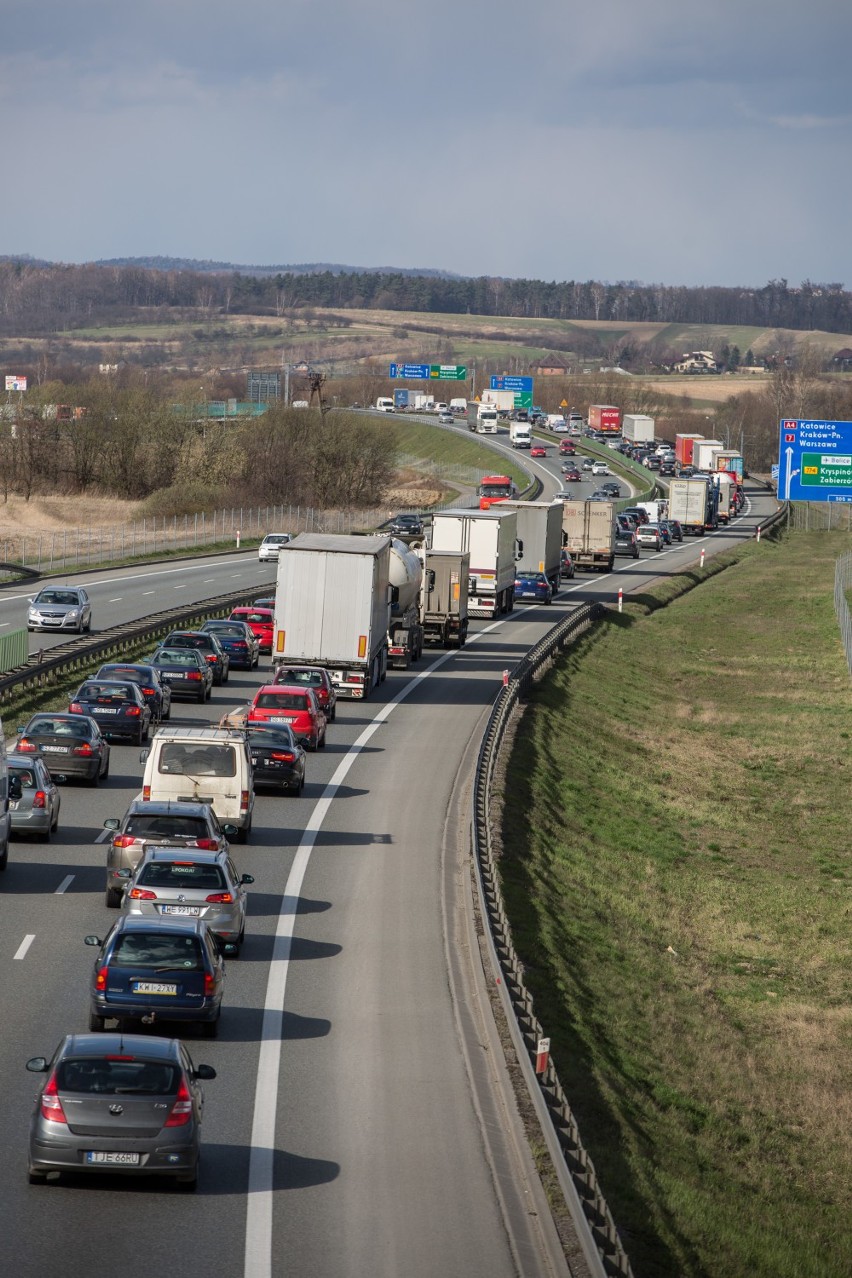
<box><xmin>139</xmin><ymin>726</ymin><xmax>254</xmax><ymax>841</ymax></box>
<box><xmin>375</xmin><ymin>397</ymin><xmax>395</xmax><ymax>412</ymax></box>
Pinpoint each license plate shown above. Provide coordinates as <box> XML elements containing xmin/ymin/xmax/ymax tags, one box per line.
<box><xmin>160</xmin><ymin>672</ymin><xmax>178</xmax><ymax>680</ymax></box>
<box><xmin>250</xmin><ymin>756</ymin><xmax>258</xmax><ymax>765</ymax></box>
<box><xmin>271</xmin><ymin>716</ymin><xmax>295</xmax><ymax>724</ymax></box>
<box><xmin>86</xmin><ymin>1151</ymin><xmax>141</xmax><ymax>1166</ymax></box>
<box><xmin>94</xmin><ymin>708</ymin><xmax>119</xmax><ymax>714</ymax></box>
<box><xmin>41</xmin><ymin>745</ymin><xmax>69</xmax><ymax>753</ymax></box>
<box><xmin>160</xmin><ymin>905</ymin><xmax>201</xmax><ymax>916</ymax></box>
<box><xmin>132</xmin><ymin>981</ymin><xmax>177</xmax><ymax>995</ymax></box>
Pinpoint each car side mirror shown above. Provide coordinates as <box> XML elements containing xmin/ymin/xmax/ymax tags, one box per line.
<box><xmin>221</xmin><ymin>942</ymin><xmax>239</xmax><ymax>957</ymax></box>
<box><xmin>193</xmin><ymin>1064</ymin><xmax>217</xmax><ymax>1081</ymax></box>
<box><xmin>84</xmin><ymin>935</ymin><xmax>102</xmax><ymax>946</ymax></box>
<box><xmin>26</xmin><ymin>1058</ymin><xmax>49</xmax><ymax>1073</ymax></box>
<box><xmin>240</xmin><ymin>874</ymin><xmax>255</xmax><ymax>885</ymax></box>
<box><xmin>139</xmin><ymin>748</ymin><xmax>150</xmax><ymax>764</ymax></box>
<box><xmin>103</xmin><ymin>817</ymin><xmax>120</xmax><ymax>831</ymax></box>
<box><xmin>53</xmin><ymin>774</ymin><xmax>67</xmax><ymax>784</ymax></box>
<box><xmin>9</xmin><ymin>776</ymin><xmax>22</xmax><ymax>801</ymax></box>
<box><xmin>222</xmin><ymin>825</ymin><xmax>238</xmax><ymax>836</ymax></box>
<box><xmin>114</xmin><ymin>869</ymin><xmax>131</xmax><ymax>879</ymax></box>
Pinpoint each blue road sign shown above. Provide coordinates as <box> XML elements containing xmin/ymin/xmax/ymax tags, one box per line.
<box><xmin>777</xmin><ymin>419</ymin><xmax>852</xmax><ymax>502</ymax></box>
<box><xmin>390</xmin><ymin>363</ymin><xmax>430</xmax><ymax>380</ymax></box>
<box><xmin>491</xmin><ymin>375</ymin><xmax>533</xmax><ymax>393</ymax></box>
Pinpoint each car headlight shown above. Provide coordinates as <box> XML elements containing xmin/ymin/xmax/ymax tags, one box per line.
<box><xmin>66</xmin><ymin>610</ymin><xmax>79</xmax><ymax>619</ymax></box>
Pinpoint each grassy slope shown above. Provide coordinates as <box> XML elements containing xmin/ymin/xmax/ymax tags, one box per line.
<box><xmin>500</xmin><ymin>529</ymin><xmax>852</xmax><ymax>1278</ymax></box>
<box><xmin>381</xmin><ymin>417</ymin><xmax>531</xmax><ymax>490</ymax></box>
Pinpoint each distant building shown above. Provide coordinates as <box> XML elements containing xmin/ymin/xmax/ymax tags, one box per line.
<box><xmin>530</xmin><ymin>359</ymin><xmax>569</xmax><ymax>376</ymax></box>
<box><xmin>674</xmin><ymin>350</ymin><xmax>718</xmax><ymax>374</ymax></box>
<box><xmin>832</xmin><ymin>348</ymin><xmax>852</xmax><ymax>370</ymax></box>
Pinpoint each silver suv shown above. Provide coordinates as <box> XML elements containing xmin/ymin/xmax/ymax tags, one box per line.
<box><xmin>103</xmin><ymin>800</ymin><xmax>237</xmax><ymax>908</ymax></box>
<box><xmin>27</xmin><ymin>586</ymin><xmax>91</xmax><ymax>633</ymax></box>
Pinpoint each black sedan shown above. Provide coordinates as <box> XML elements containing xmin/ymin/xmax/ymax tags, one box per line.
<box><xmin>161</xmin><ymin>631</ymin><xmax>230</xmax><ymax>686</ymax></box>
<box><xmin>245</xmin><ymin>724</ymin><xmax>306</xmax><ymax>794</ymax></box>
<box><xmin>69</xmin><ymin>680</ymin><xmax>153</xmax><ymax>745</ymax></box>
<box><xmin>95</xmin><ymin>662</ymin><xmax>172</xmax><ymax>721</ymax></box>
<box><xmin>149</xmin><ymin>647</ymin><xmax>214</xmax><ymax>703</ymax></box>
<box><xmin>16</xmin><ymin>713</ymin><xmax>110</xmax><ymax>785</ymax></box>
<box><xmin>199</xmin><ymin>619</ymin><xmax>260</xmax><ymax>671</ymax></box>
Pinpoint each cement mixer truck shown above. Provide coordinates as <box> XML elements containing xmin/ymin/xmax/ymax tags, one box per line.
<box><xmin>387</xmin><ymin>538</ymin><xmax>425</xmax><ymax>668</ymax></box>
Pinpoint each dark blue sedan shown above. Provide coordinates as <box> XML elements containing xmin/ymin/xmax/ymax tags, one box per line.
<box><xmin>513</xmin><ymin>572</ymin><xmax>554</xmax><ymax>605</ymax></box>
<box><xmin>199</xmin><ymin>619</ymin><xmax>260</xmax><ymax>670</ymax></box>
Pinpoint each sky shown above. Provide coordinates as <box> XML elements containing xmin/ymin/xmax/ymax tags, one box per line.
<box><xmin>2</xmin><ymin>0</ymin><xmax>850</xmax><ymax>288</ymax></box>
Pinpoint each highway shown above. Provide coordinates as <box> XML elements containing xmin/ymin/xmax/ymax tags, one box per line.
<box><xmin>0</xmin><ymin>456</ymin><xmax>777</xmax><ymax>1278</ymax></box>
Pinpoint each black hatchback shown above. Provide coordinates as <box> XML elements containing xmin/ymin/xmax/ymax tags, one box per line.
<box><xmin>95</xmin><ymin>663</ymin><xmax>172</xmax><ymax>721</ymax></box>
<box><xmin>149</xmin><ymin>648</ymin><xmax>213</xmax><ymax>702</ymax></box>
<box><xmin>245</xmin><ymin>723</ymin><xmax>306</xmax><ymax>794</ymax></box>
<box><xmin>16</xmin><ymin>713</ymin><xmax>110</xmax><ymax>785</ymax></box>
<box><xmin>84</xmin><ymin>916</ymin><xmax>227</xmax><ymax>1036</ymax></box>
<box><xmin>161</xmin><ymin>631</ymin><xmax>230</xmax><ymax>686</ymax></box>
<box><xmin>69</xmin><ymin>680</ymin><xmax>153</xmax><ymax>745</ymax></box>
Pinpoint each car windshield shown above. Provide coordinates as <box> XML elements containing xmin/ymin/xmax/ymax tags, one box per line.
<box><xmin>236</xmin><ymin>612</ymin><xmax>271</xmax><ymax>623</ymax></box>
<box><xmin>100</xmin><ymin>667</ymin><xmax>147</xmax><ymax>683</ymax></box>
<box><xmin>264</xmin><ymin>535</ymin><xmax>289</xmax><ymax>544</ymax></box>
<box><xmin>167</xmin><ymin>635</ymin><xmax>211</xmax><ymax>650</ymax></box>
<box><xmin>124</xmin><ymin>815</ymin><xmax>210</xmax><ymax>840</ymax></box>
<box><xmin>246</xmin><ymin>726</ymin><xmax>296</xmax><ymax>746</ymax></box>
<box><xmin>111</xmin><ymin>930</ymin><xmax>206</xmax><ymax>967</ymax></box>
<box><xmin>136</xmin><ymin>862</ymin><xmax>227</xmax><ymax>891</ymax></box>
<box><xmin>27</xmin><ymin>717</ymin><xmax>91</xmax><ymax>738</ymax></box>
<box><xmin>275</xmin><ymin>670</ymin><xmax>322</xmax><ymax>687</ymax></box>
<box><xmin>256</xmin><ymin>692</ymin><xmax>308</xmax><ymax>711</ymax></box>
<box><xmin>35</xmin><ymin>591</ymin><xmax>80</xmax><ymax>606</ymax></box>
<box><xmin>10</xmin><ymin>766</ymin><xmax>37</xmax><ymax>788</ymax></box>
<box><xmin>56</xmin><ymin>1057</ymin><xmax>181</xmax><ymax>1095</ymax></box>
<box><xmin>155</xmin><ymin>650</ymin><xmax>201</xmax><ymax>667</ymax></box>
<box><xmin>204</xmin><ymin>624</ymin><xmax>243</xmax><ymax>637</ymax></box>
<box><xmin>79</xmin><ymin>683</ymin><xmax>135</xmax><ymax>700</ymax></box>
<box><xmin>158</xmin><ymin>744</ymin><xmax>236</xmax><ymax>777</ymax></box>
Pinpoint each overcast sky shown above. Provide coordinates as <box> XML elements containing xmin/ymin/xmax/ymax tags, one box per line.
<box><xmin>3</xmin><ymin>0</ymin><xmax>849</xmax><ymax>287</ymax></box>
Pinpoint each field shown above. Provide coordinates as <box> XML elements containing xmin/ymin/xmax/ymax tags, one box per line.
<box><xmin>499</xmin><ymin>529</ymin><xmax>852</xmax><ymax>1278</ymax></box>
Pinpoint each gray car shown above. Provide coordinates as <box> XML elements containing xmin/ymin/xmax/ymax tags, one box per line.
<box><xmin>26</xmin><ymin>1032</ymin><xmax>215</xmax><ymax>1189</ymax></box>
<box><xmin>27</xmin><ymin>586</ymin><xmax>92</xmax><ymax>634</ymax></box>
<box><xmin>8</xmin><ymin>752</ymin><xmax>62</xmax><ymax>840</ymax></box>
<box><xmin>120</xmin><ymin>846</ymin><xmax>253</xmax><ymax>948</ymax></box>
<box><xmin>103</xmin><ymin>799</ymin><xmax>237</xmax><ymax>908</ymax></box>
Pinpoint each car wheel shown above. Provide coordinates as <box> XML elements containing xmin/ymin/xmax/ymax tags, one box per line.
<box><xmin>222</xmin><ymin>669</ymin><xmax>229</xmax><ymax>685</ymax></box>
<box><xmin>105</xmin><ymin>886</ymin><xmax>122</xmax><ymax>908</ymax></box>
<box><xmin>135</xmin><ymin>727</ymin><xmax>145</xmax><ymax>747</ymax></box>
<box><xmin>319</xmin><ymin>732</ymin><xmax>326</xmax><ymax>749</ymax></box>
<box><xmin>86</xmin><ymin>771</ymin><xmax>100</xmax><ymax>788</ymax></box>
<box><xmin>176</xmin><ymin>1172</ymin><xmax>198</xmax><ymax>1192</ymax></box>
<box><xmin>202</xmin><ymin>1017</ymin><xmax>219</xmax><ymax>1039</ymax></box>
<box><xmin>28</xmin><ymin>1169</ymin><xmax>48</xmax><ymax>1185</ymax></box>
<box><xmin>89</xmin><ymin>1012</ymin><xmax>105</xmax><ymax>1032</ymax></box>
<box><xmin>205</xmin><ymin>685</ymin><xmax>212</xmax><ymax>701</ymax></box>
<box><xmin>329</xmin><ymin>706</ymin><xmax>336</xmax><ymax>722</ymax></box>
<box><xmin>197</xmin><ymin>688</ymin><xmax>206</xmax><ymax>703</ymax></box>
<box><xmin>0</xmin><ymin>846</ymin><xmax>8</xmax><ymax>872</ymax></box>
<box><xmin>101</xmin><ymin>754</ymin><xmax>110</xmax><ymax>780</ymax></box>
<box><xmin>36</xmin><ymin>826</ymin><xmax>51</xmax><ymax>843</ymax></box>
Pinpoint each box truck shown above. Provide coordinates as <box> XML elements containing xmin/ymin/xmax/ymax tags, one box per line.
<box><xmin>560</xmin><ymin>499</ymin><xmax>617</xmax><ymax>572</ymax></box>
<box><xmin>675</xmin><ymin>434</ymin><xmax>703</xmax><ymax>468</ymax></box>
<box><xmin>273</xmin><ymin>533</ymin><xmax>391</xmax><ymax>699</ymax></box>
<box><xmin>429</xmin><ymin>508</ymin><xmax>521</xmax><ymax>616</ymax></box>
<box><xmin>693</xmin><ymin>440</ymin><xmax>725</xmax><ymax>472</ymax></box>
<box><xmin>668</xmin><ymin>479</ymin><xmax>719</xmax><ymax>535</ymax></box>
<box><xmin>509</xmin><ymin>421</ymin><xmax>532</xmax><ymax>448</ymax></box>
<box><xmin>588</xmin><ymin>405</ymin><xmax>622</xmax><ymax>433</ymax></box>
<box><xmin>419</xmin><ymin>549</ymin><xmax>470</xmax><ymax>648</ymax></box>
<box><xmin>622</xmin><ymin>414</ymin><xmax>655</xmax><ymax>444</ymax></box>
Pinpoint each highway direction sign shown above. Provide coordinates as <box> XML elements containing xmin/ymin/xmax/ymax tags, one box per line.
<box><xmin>777</xmin><ymin>419</ymin><xmax>852</xmax><ymax>502</ymax></box>
<box><xmin>389</xmin><ymin>363</ymin><xmax>430</xmax><ymax>379</ymax></box>
<box><xmin>429</xmin><ymin>364</ymin><xmax>466</xmax><ymax>379</ymax></box>
<box><xmin>491</xmin><ymin>375</ymin><xmax>533</xmax><ymax>393</ymax></box>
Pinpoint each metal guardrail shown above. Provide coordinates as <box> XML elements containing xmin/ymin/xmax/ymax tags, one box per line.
<box><xmin>0</xmin><ymin>584</ymin><xmax>275</xmax><ymax>703</ymax></box>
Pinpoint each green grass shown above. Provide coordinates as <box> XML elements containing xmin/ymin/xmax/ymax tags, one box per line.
<box><xmin>379</xmin><ymin>418</ymin><xmax>531</xmax><ymax>490</ymax></box>
<box><xmin>500</xmin><ymin>529</ymin><xmax>852</xmax><ymax>1278</ymax></box>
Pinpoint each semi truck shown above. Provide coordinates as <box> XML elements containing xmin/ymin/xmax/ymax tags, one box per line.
<box><xmin>466</xmin><ymin>402</ymin><xmax>499</xmax><ymax>434</ymax></box>
<box><xmin>394</xmin><ymin>388</ymin><xmax>415</xmax><ymax>410</ymax></box>
<box><xmin>419</xmin><ymin>549</ymin><xmax>470</xmax><ymax>648</ymax></box>
<box><xmin>481</xmin><ymin>389</ymin><xmax>516</xmax><ymax>414</ymax></box>
<box><xmin>668</xmin><ymin>478</ymin><xmax>719</xmax><ymax>535</ymax></box>
<box><xmin>693</xmin><ymin>440</ymin><xmax>725</xmax><ymax>472</ymax></box>
<box><xmin>560</xmin><ymin>499</ymin><xmax>617</xmax><ymax>572</ymax></box>
<box><xmin>622</xmin><ymin>413</ymin><xmax>655</xmax><ymax>444</ymax></box>
<box><xmin>478</xmin><ymin>475</ymin><xmax>518</xmax><ymax>508</ymax></box>
<box><xmin>498</xmin><ymin>500</ymin><xmax>563</xmax><ymax>589</ymax></box>
<box><xmin>273</xmin><ymin>533</ymin><xmax>391</xmax><ymax>699</ymax></box>
<box><xmin>713</xmin><ymin>451</ymin><xmax>745</xmax><ymax>484</ymax></box>
<box><xmin>387</xmin><ymin>539</ymin><xmax>425</xmax><ymax>669</ymax></box>
<box><xmin>429</xmin><ymin>508</ymin><xmax>521</xmax><ymax>617</ymax></box>
<box><xmin>675</xmin><ymin>434</ymin><xmax>703</xmax><ymax>468</ymax></box>
<box><xmin>588</xmin><ymin>404</ymin><xmax>622</xmax><ymax>433</ymax></box>
<box><xmin>509</xmin><ymin>421</ymin><xmax>531</xmax><ymax>448</ymax></box>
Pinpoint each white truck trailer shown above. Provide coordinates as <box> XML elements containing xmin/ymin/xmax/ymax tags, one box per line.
<box><xmin>481</xmin><ymin>389</ymin><xmax>516</xmax><ymax>414</ymax></box>
<box><xmin>668</xmin><ymin>478</ymin><xmax>719</xmax><ymax>535</ymax></box>
<box><xmin>273</xmin><ymin>533</ymin><xmax>391</xmax><ymax>699</ymax></box>
<box><xmin>693</xmin><ymin>440</ymin><xmax>725</xmax><ymax>472</ymax></box>
<box><xmin>622</xmin><ymin>413</ymin><xmax>655</xmax><ymax>444</ymax></box>
<box><xmin>560</xmin><ymin>499</ymin><xmax>617</xmax><ymax>572</ymax></box>
<box><xmin>420</xmin><ymin>549</ymin><xmax>470</xmax><ymax>647</ymax></box>
<box><xmin>466</xmin><ymin>402</ymin><xmax>498</xmax><ymax>434</ymax></box>
<box><xmin>429</xmin><ymin>508</ymin><xmax>521</xmax><ymax>617</ymax></box>
<box><xmin>498</xmin><ymin>500</ymin><xmax>563</xmax><ymax>589</ymax></box>
<box><xmin>509</xmin><ymin>421</ymin><xmax>532</xmax><ymax>448</ymax></box>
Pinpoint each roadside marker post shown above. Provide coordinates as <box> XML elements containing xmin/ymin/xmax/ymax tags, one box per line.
<box><xmin>502</xmin><ymin>669</ymin><xmax>509</xmax><ymax>687</ymax></box>
<box><xmin>535</xmin><ymin>1037</ymin><xmax>550</xmax><ymax>1075</ymax></box>
<box><xmin>756</xmin><ymin>525</ymin><xmax>762</xmax><ymax>542</ymax></box>
<box><xmin>618</xmin><ymin>588</ymin><xmax>623</xmax><ymax>613</ymax></box>
<box><xmin>700</xmin><ymin>547</ymin><xmax>705</xmax><ymax>568</ymax></box>
<box><xmin>236</xmin><ymin>530</ymin><xmax>241</xmax><ymax>548</ymax></box>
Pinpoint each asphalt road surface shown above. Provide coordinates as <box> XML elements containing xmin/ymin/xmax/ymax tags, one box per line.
<box><xmin>0</xmin><ymin>482</ymin><xmax>776</xmax><ymax>1278</ymax></box>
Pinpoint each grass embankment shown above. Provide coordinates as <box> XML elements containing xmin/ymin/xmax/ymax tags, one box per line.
<box><xmin>381</xmin><ymin>417</ymin><xmax>531</xmax><ymax>491</ymax></box>
<box><xmin>501</xmin><ymin>529</ymin><xmax>852</xmax><ymax>1278</ymax></box>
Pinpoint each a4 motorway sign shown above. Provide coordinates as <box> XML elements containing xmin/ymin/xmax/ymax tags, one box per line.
<box><xmin>777</xmin><ymin>419</ymin><xmax>852</xmax><ymax>502</ymax></box>
<box><xmin>389</xmin><ymin>363</ymin><xmax>467</xmax><ymax>380</ymax></box>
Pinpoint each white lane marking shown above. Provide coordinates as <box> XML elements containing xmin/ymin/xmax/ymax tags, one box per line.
<box><xmin>142</xmin><ymin>591</ymin><xmax>155</xmax><ymax>596</ymax></box>
<box><xmin>95</xmin><ymin>828</ymin><xmax>111</xmax><ymax>844</ymax></box>
<box><xmin>109</xmin><ymin>597</ymin><xmax>123</xmax><ymax>603</ymax></box>
<box><xmin>173</xmin><ymin>584</ymin><xmax>187</xmax><ymax>589</ymax></box>
<box><xmin>244</xmin><ymin>617</ymin><xmax>507</xmax><ymax>1278</ymax></box>
<box><xmin>0</xmin><ymin>622</ymin><xmax>7</xmax><ymax>629</ymax></box>
<box><xmin>55</xmin><ymin>875</ymin><xmax>74</xmax><ymax>894</ymax></box>
<box><xmin>14</xmin><ymin>935</ymin><xmax>35</xmax><ymax>960</ymax></box>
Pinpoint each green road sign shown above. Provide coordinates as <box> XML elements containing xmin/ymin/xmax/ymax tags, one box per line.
<box><xmin>800</xmin><ymin>451</ymin><xmax>852</xmax><ymax>489</ymax></box>
<box><xmin>515</xmin><ymin>392</ymin><xmax>533</xmax><ymax>410</ymax></box>
<box><xmin>429</xmin><ymin>365</ymin><xmax>467</xmax><ymax>380</ymax></box>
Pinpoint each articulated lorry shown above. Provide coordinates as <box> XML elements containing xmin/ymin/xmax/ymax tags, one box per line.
<box><xmin>693</xmin><ymin>440</ymin><xmax>725</xmax><ymax>472</ymax></box>
<box><xmin>430</xmin><ymin>508</ymin><xmax>521</xmax><ymax>617</ymax></box>
<box><xmin>588</xmin><ymin>404</ymin><xmax>622</xmax><ymax>433</ymax></box>
<box><xmin>273</xmin><ymin>533</ymin><xmax>391</xmax><ymax>699</ymax></box>
<box><xmin>668</xmin><ymin>478</ymin><xmax>719</xmax><ymax>535</ymax></box>
<box><xmin>387</xmin><ymin>539</ymin><xmax>425</xmax><ymax>669</ymax></box>
<box><xmin>478</xmin><ymin>474</ymin><xmax>517</xmax><ymax>508</ymax></box>
<box><xmin>622</xmin><ymin>413</ymin><xmax>655</xmax><ymax>444</ymax></box>
<box><xmin>466</xmin><ymin>402</ymin><xmax>498</xmax><ymax>434</ymax></box>
<box><xmin>419</xmin><ymin>550</ymin><xmax>470</xmax><ymax>647</ymax></box>
<box><xmin>498</xmin><ymin>500</ymin><xmax>563</xmax><ymax>589</ymax></box>
<box><xmin>560</xmin><ymin>499</ymin><xmax>617</xmax><ymax>572</ymax></box>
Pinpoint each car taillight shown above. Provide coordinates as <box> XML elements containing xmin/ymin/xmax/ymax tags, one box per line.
<box><xmin>194</xmin><ymin>838</ymin><xmax>219</xmax><ymax>850</ymax></box>
<box><xmin>73</xmin><ymin>743</ymin><xmax>94</xmax><ymax>756</ymax></box>
<box><xmin>95</xmin><ymin>966</ymin><xmax>109</xmax><ymax>991</ymax></box>
<box><xmin>126</xmin><ymin>706</ymin><xmax>141</xmax><ymax>717</ymax></box>
<box><xmin>142</xmin><ymin>785</ymin><xmax>151</xmax><ymax>800</ymax></box>
<box><xmin>142</xmin><ymin>687</ymin><xmax>156</xmax><ymax>696</ymax></box>
<box><xmin>32</xmin><ymin>790</ymin><xmax>47</xmax><ymax>809</ymax></box>
<box><xmin>40</xmin><ymin>1073</ymin><xmax>67</xmax><ymax>1124</ymax></box>
<box><xmin>240</xmin><ymin>790</ymin><xmax>249</xmax><ymax>813</ymax></box>
<box><xmin>164</xmin><ymin>1077</ymin><xmax>193</xmax><ymax>1127</ymax></box>
<box><xmin>204</xmin><ymin>973</ymin><xmax>216</xmax><ymax>996</ymax></box>
<box><xmin>270</xmin><ymin>751</ymin><xmax>295</xmax><ymax>762</ymax></box>
<box><xmin>18</xmin><ymin>738</ymin><xmax>37</xmax><ymax>752</ymax></box>
<box><xmin>205</xmin><ymin>655</ymin><xmax>217</xmax><ymax>664</ymax></box>
<box><xmin>113</xmin><ymin>835</ymin><xmax>135</xmax><ymax>847</ymax></box>
<box><xmin>232</xmin><ymin>642</ymin><xmax>247</xmax><ymax>650</ymax></box>
<box><xmin>186</xmin><ymin>672</ymin><xmax>202</xmax><ymax>681</ymax></box>
<box><xmin>69</xmin><ymin>702</ymin><xmax>82</xmax><ymax>713</ymax></box>
<box><xmin>128</xmin><ymin>888</ymin><xmax>157</xmax><ymax>900</ymax></box>
<box><xmin>205</xmin><ymin>892</ymin><xmax>233</xmax><ymax>904</ymax></box>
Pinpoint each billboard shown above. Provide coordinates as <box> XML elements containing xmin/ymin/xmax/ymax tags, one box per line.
<box><xmin>5</xmin><ymin>375</ymin><xmax>27</xmax><ymax>392</ymax></box>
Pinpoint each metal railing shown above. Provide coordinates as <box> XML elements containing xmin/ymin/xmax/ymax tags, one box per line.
<box><xmin>834</xmin><ymin>551</ymin><xmax>852</xmax><ymax>676</ymax></box>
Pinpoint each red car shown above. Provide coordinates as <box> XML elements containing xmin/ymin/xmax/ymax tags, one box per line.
<box><xmin>530</xmin><ymin>444</ymin><xmax>548</xmax><ymax>457</ymax></box>
<box><xmin>248</xmin><ymin>684</ymin><xmax>327</xmax><ymax>751</ymax></box>
<box><xmin>562</xmin><ymin>465</ymin><xmax>582</xmax><ymax>481</ymax></box>
<box><xmin>272</xmin><ymin>665</ymin><xmax>337</xmax><ymax>721</ymax></box>
<box><xmin>229</xmin><ymin>606</ymin><xmax>274</xmax><ymax>653</ymax></box>
<box><xmin>558</xmin><ymin>440</ymin><xmax>576</xmax><ymax>455</ymax></box>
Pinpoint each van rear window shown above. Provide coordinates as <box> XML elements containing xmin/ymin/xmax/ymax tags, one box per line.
<box><xmin>158</xmin><ymin>743</ymin><xmax>236</xmax><ymax>777</ymax></box>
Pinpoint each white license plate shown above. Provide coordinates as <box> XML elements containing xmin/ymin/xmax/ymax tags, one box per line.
<box><xmin>133</xmin><ymin>981</ymin><xmax>177</xmax><ymax>995</ymax></box>
<box><xmin>271</xmin><ymin>716</ymin><xmax>295</xmax><ymax>723</ymax></box>
<box><xmin>86</xmin><ymin>1151</ymin><xmax>141</xmax><ymax>1166</ymax></box>
<box><xmin>160</xmin><ymin>905</ymin><xmax>201</xmax><ymax>916</ymax></box>
<box><xmin>41</xmin><ymin>745</ymin><xmax>69</xmax><ymax>753</ymax></box>
<box><xmin>94</xmin><ymin>708</ymin><xmax>119</xmax><ymax>714</ymax></box>
<box><xmin>160</xmin><ymin>673</ymin><xmax>178</xmax><ymax>679</ymax></box>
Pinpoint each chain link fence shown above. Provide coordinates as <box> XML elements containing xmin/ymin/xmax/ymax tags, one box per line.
<box><xmin>787</xmin><ymin>502</ymin><xmax>852</xmax><ymax>531</ymax></box>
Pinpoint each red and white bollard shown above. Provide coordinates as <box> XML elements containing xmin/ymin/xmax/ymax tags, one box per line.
<box><xmin>502</xmin><ymin>669</ymin><xmax>509</xmax><ymax>687</ymax></box>
<box><xmin>535</xmin><ymin>1036</ymin><xmax>550</xmax><ymax>1075</ymax></box>
<box><xmin>618</xmin><ymin>587</ymin><xmax>623</xmax><ymax>613</ymax></box>
<box><xmin>756</xmin><ymin>525</ymin><xmax>762</xmax><ymax>542</ymax></box>
<box><xmin>236</xmin><ymin>530</ymin><xmax>241</xmax><ymax>548</ymax></box>
<box><xmin>699</xmin><ymin>548</ymin><xmax>705</xmax><ymax>568</ymax></box>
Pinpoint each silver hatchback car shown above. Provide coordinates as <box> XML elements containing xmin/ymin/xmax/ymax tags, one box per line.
<box><xmin>27</xmin><ymin>586</ymin><xmax>92</xmax><ymax>633</ymax></box>
<box><xmin>120</xmin><ymin>847</ymin><xmax>253</xmax><ymax>948</ymax></box>
<box><xmin>26</xmin><ymin>1032</ymin><xmax>215</xmax><ymax>1189</ymax></box>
